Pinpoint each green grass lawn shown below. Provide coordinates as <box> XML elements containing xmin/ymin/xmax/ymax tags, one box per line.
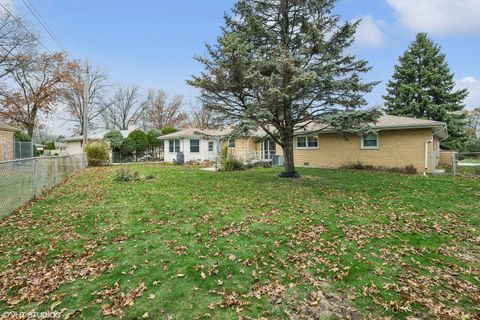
<box><xmin>0</xmin><ymin>165</ymin><xmax>479</xmax><ymax>319</ymax></box>
<box><xmin>460</xmin><ymin>158</ymin><xmax>480</xmax><ymax>164</ymax></box>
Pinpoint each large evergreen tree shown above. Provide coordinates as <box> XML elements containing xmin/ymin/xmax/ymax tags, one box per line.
<box><xmin>383</xmin><ymin>33</ymin><xmax>468</xmax><ymax>150</ymax></box>
<box><xmin>188</xmin><ymin>0</ymin><xmax>379</xmax><ymax>177</ymax></box>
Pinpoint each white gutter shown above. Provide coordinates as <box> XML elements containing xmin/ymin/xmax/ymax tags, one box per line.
<box><xmin>433</xmin><ymin>124</ymin><xmax>449</xmax><ymax>143</ymax></box>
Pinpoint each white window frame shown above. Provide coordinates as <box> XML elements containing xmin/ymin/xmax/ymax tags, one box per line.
<box><xmin>190</xmin><ymin>139</ymin><xmax>200</xmax><ymax>153</ymax></box>
<box><xmin>361</xmin><ymin>132</ymin><xmax>379</xmax><ymax>150</ymax></box>
<box><xmin>296</xmin><ymin>135</ymin><xmax>319</xmax><ymax>149</ymax></box>
<box><xmin>208</xmin><ymin>141</ymin><xmax>214</xmax><ymax>152</ymax></box>
<box><xmin>169</xmin><ymin>139</ymin><xmax>180</xmax><ymax>153</ymax></box>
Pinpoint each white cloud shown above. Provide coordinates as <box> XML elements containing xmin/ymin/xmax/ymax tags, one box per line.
<box><xmin>353</xmin><ymin>15</ymin><xmax>386</xmax><ymax>48</ymax></box>
<box><xmin>387</xmin><ymin>0</ymin><xmax>480</xmax><ymax>36</ymax></box>
<box><xmin>456</xmin><ymin>76</ymin><xmax>480</xmax><ymax>109</ymax></box>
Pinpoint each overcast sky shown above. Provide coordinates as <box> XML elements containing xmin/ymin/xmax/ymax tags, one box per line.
<box><xmin>6</xmin><ymin>0</ymin><xmax>480</xmax><ymax>136</ymax></box>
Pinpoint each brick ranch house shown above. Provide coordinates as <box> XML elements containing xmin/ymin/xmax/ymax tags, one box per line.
<box><xmin>0</xmin><ymin>122</ymin><xmax>19</xmax><ymax>161</ymax></box>
<box><xmin>159</xmin><ymin>115</ymin><xmax>448</xmax><ymax>174</ymax></box>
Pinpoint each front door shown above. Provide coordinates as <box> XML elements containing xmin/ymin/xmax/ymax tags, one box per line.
<box><xmin>261</xmin><ymin>139</ymin><xmax>276</xmax><ymax>160</ymax></box>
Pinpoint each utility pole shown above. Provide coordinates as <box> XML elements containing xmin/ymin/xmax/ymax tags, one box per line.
<box><xmin>82</xmin><ymin>63</ymin><xmax>90</xmax><ymax>148</ymax></box>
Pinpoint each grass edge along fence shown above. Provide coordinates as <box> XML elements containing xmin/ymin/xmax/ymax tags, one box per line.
<box><xmin>0</xmin><ymin>154</ymin><xmax>86</xmax><ymax>218</ymax></box>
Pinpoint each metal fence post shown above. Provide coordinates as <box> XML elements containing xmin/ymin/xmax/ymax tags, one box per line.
<box><xmin>452</xmin><ymin>152</ymin><xmax>457</xmax><ymax>176</ymax></box>
<box><xmin>54</xmin><ymin>157</ymin><xmax>58</xmax><ymax>184</ymax></box>
<box><xmin>32</xmin><ymin>158</ymin><xmax>38</xmax><ymax>198</ymax></box>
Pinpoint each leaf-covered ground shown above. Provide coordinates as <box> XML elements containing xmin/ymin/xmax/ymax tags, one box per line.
<box><xmin>0</xmin><ymin>165</ymin><xmax>479</xmax><ymax>319</ymax></box>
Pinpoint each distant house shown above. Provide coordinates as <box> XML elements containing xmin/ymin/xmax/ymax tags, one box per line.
<box><xmin>159</xmin><ymin>115</ymin><xmax>448</xmax><ymax>174</ymax></box>
<box><xmin>64</xmin><ymin>125</ymin><xmax>136</xmax><ymax>155</ymax></box>
<box><xmin>158</xmin><ymin>127</ymin><xmax>233</xmax><ymax>163</ymax></box>
<box><xmin>0</xmin><ymin>122</ymin><xmax>19</xmax><ymax>161</ymax></box>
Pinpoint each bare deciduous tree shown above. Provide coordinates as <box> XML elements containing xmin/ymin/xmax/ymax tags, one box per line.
<box><xmin>0</xmin><ymin>51</ymin><xmax>71</xmax><ymax>137</ymax></box>
<box><xmin>0</xmin><ymin>9</ymin><xmax>37</xmax><ymax>80</ymax></box>
<box><xmin>101</xmin><ymin>85</ymin><xmax>146</xmax><ymax>130</ymax></box>
<box><xmin>189</xmin><ymin>101</ymin><xmax>224</xmax><ymax>129</ymax></box>
<box><xmin>62</xmin><ymin>62</ymin><xmax>109</xmax><ymax>134</ymax></box>
<box><xmin>466</xmin><ymin>108</ymin><xmax>480</xmax><ymax>139</ymax></box>
<box><xmin>143</xmin><ymin>89</ymin><xmax>187</xmax><ymax>129</ymax></box>
<box><xmin>32</xmin><ymin>123</ymin><xmax>55</xmax><ymax>144</ymax></box>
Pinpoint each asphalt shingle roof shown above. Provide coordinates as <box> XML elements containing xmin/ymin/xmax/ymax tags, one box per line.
<box><xmin>158</xmin><ymin>115</ymin><xmax>447</xmax><ymax>140</ymax></box>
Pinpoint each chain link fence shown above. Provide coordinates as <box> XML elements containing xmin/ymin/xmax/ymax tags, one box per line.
<box><xmin>457</xmin><ymin>152</ymin><xmax>480</xmax><ymax>177</ymax></box>
<box><xmin>0</xmin><ymin>154</ymin><xmax>87</xmax><ymax>218</ymax></box>
<box><xmin>14</xmin><ymin>141</ymin><xmax>34</xmax><ymax>159</ymax></box>
<box><xmin>439</xmin><ymin>151</ymin><xmax>480</xmax><ymax>176</ymax></box>
<box><xmin>111</xmin><ymin>149</ymin><xmax>164</xmax><ymax>164</ymax></box>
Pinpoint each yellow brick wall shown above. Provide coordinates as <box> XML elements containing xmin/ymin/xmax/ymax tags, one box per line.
<box><xmin>228</xmin><ymin>129</ymin><xmax>439</xmax><ymax>173</ymax></box>
<box><xmin>228</xmin><ymin>138</ymin><xmax>258</xmax><ymax>161</ymax></box>
<box><xmin>292</xmin><ymin>129</ymin><xmax>436</xmax><ymax>173</ymax></box>
<box><xmin>0</xmin><ymin>130</ymin><xmax>14</xmax><ymax>161</ymax></box>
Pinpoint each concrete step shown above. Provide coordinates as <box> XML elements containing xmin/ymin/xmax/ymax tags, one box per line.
<box><xmin>432</xmin><ymin>169</ymin><xmax>446</xmax><ymax>175</ymax></box>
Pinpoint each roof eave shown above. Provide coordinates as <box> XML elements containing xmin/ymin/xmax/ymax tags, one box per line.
<box><xmin>297</xmin><ymin>123</ymin><xmax>447</xmax><ymax>135</ymax></box>
<box><xmin>0</xmin><ymin>126</ymin><xmax>20</xmax><ymax>132</ymax></box>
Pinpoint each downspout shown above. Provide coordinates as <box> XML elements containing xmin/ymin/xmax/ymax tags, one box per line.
<box><xmin>424</xmin><ymin>140</ymin><xmax>432</xmax><ymax>176</ymax></box>
<box><xmin>246</xmin><ymin>136</ymin><xmax>252</xmax><ymax>161</ymax></box>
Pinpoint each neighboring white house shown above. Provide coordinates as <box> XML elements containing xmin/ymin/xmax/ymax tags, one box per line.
<box><xmin>158</xmin><ymin>128</ymin><xmax>233</xmax><ymax>163</ymax></box>
<box><xmin>64</xmin><ymin>125</ymin><xmax>136</xmax><ymax>155</ymax></box>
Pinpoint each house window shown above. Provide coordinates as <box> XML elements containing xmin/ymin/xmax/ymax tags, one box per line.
<box><xmin>169</xmin><ymin>139</ymin><xmax>180</xmax><ymax>153</ymax></box>
<box><xmin>228</xmin><ymin>139</ymin><xmax>235</xmax><ymax>148</ymax></box>
<box><xmin>297</xmin><ymin>137</ymin><xmax>307</xmax><ymax>148</ymax></box>
<box><xmin>307</xmin><ymin>136</ymin><xmax>318</xmax><ymax>148</ymax></box>
<box><xmin>190</xmin><ymin>139</ymin><xmax>200</xmax><ymax>153</ymax></box>
<box><xmin>362</xmin><ymin>133</ymin><xmax>378</xmax><ymax>149</ymax></box>
<box><xmin>296</xmin><ymin>136</ymin><xmax>318</xmax><ymax>149</ymax></box>
<box><xmin>208</xmin><ymin>141</ymin><xmax>214</xmax><ymax>152</ymax></box>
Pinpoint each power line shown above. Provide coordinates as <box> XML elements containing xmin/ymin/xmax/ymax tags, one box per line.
<box><xmin>21</xmin><ymin>0</ymin><xmax>68</xmax><ymax>54</ymax></box>
<box><xmin>0</xmin><ymin>2</ymin><xmax>53</xmax><ymax>54</ymax></box>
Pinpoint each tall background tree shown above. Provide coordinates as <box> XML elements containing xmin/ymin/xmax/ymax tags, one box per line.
<box><xmin>189</xmin><ymin>101</ymin><xmax>224</xmax><ymax>129</ymax></box>
<box><xmin>101</xmin><ymin>85</ymin><xmax>146</xmax><ymax>130</ymax></box>
<box><xmin>0</xmin><ymin>9</ymin><xmax>37</xmax><ymax>81</ymax></box>
<box><xmin>142</xmin><ymin>89</ymin><xmax>187</xmax><ymax>130</ymax></box>
<box><xmin>465</xmin><ymin>108</ymin><xmax>480</xmax><ymax>139</ymax></box>
<box><xmin>62</xmin><ymin>62</ymin><xmax>109</xmax><ymax>134</ymax></box>
<box><xmin>0</xmin><ymin>51</ymin><xmax>70</xmax><ymax>137</ymax></box>
<box><xmin>189</xmin><ymin>0</ymin><xmax>379</xmax><ymax>177</ymax></box>
<box><xmin>464</xmin><ymin>107</ymin><xmax>480</xmax><ymax>154</ymax></box>
<box><xmin>383</xmin><ymin>33</ymin><xmax>468</xmax><ymax>150</ymax></box>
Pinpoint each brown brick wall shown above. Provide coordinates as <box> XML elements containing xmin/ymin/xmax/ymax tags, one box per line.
<box><xmin>0</xmin><ymin>130</ymin><xmax>14</xmax><ymax>161</ymax></box>
<box><xmin>439</xmin><ymin>150</ymin><xmax>456</xmax><ymax>166</ymax></box>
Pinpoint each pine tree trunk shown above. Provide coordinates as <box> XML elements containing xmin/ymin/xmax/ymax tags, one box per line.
<box><xmin>279</xmin><ymin>137</ymin><xmax>300</xmax><ymax>178</ymax></box>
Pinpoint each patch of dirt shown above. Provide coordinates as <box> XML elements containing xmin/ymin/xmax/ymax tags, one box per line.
<box><xmin>259</xmin><ymin>283</ymin><xmax>362</xmax><ymax>320</ymax></box>
<box><xmin>283</xmin><ymin>290</ymin><xmax>362</xmax><ymax>320</ymax></box>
